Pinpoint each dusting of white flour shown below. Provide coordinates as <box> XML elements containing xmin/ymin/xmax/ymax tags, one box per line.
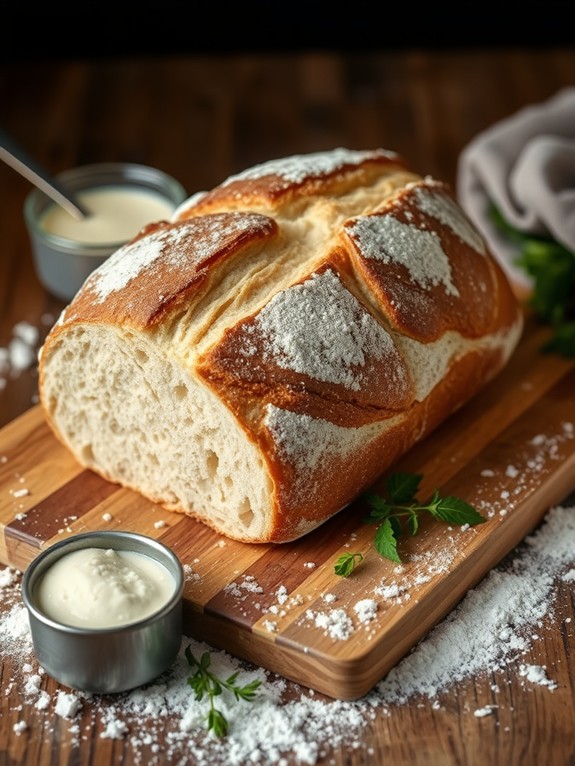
<box><xmin>412</xmin><ymin>182</ymin><xmax>487</xmax><ymax>254</ymax></box>
<box><xmin>244</xmin><ymin>269</ymin><xmax>407</xmax><ymax>393</ymax></box>
<box><xmin>86</xmin><ymin>213</ymin><xmax>272</xmax><ymax>303</ymax></box>
<box><xmin>348</xmin><ymin>208</ymin><xmax>460</xmax><ymax>297</ymax></box>
<box><xmin>2</xmin><ymin>499</ymin><xmax>574</xmax><ymax>765</ymax></box>
<box><xmin>264</xmin><ymin>404</ymin><xmax>387</xmax><ymax>477</ymax></box>
<box><xmin>221</xmin><ymin>148</ymin><xmax>398</xmax><ymax>186</ymax></box>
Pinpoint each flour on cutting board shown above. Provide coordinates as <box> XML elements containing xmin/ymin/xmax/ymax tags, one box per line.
<box><xmin>2</xmin><ymin>313</ymin><xmax>574</xmax><ymax>763</ymax></box>
<box><xmin>2</xmin><ymin>494</ymin><xmax>574</xmax><ymax>766</ymax></box>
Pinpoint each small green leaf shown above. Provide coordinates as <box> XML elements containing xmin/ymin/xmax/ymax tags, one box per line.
<box><xmin>386</xmin><ymin>472</ymin><xmax>421</xmax><ymax>504</ymax></box>
<box><xmin>363</xmin><ymin>505</ymin><xmax>393</xmax><ymax>525</ymax></box>
<box><xmin>429</xmin><ymin>496</ymin><xmax>486</xmax><ymax>526</ymax></box>
<box><xmin>426</xmin><ymin>488</ymin><xmax>441</xmax><ymax>510</ymax></box>
<box><xmin>374</xmin><ymin>517</ymin><xmax>402</xmax><ymax>563</ymax></box>
<box><xmin>363</xmin><ymin>492</ymin><xmax>392</xmax><ymax>521</ymax></box>
<box><xmin>388</xmin><ymin>513</ymin><xmax>402</xmax><ymax>540</ymax></box>
<box><xmin>235</xmin><ymin>679</ymin><xmax>262</xmax><ymax>701</ymax></box>
<box><xmin>185</xmin><ymin>645</ymin><xmax>198</xmax><ymax>668</ymax></box>
<box><xmin>208</xmin><ymin>708</ymin><xmax>228</xmax><ymax>737</ymax></box>
<box><xmin>334</xmin><ymin>551</ymin><xmax>364</xmax><ymax>577</ymax></box>
<box><xmin>363</xmin><ymin>471</ymin><xmax>484</xmax><ymax>565</ymax></box>
<box><xmin>188</xmin><ymin>676</ymin><xmax>205</xmax><ymax>701</ymax></box>
<box><xmin>407</xmin><ymin>511</ymin><xmax>419</xmax><ymax>536</ymax></box>
<box><xmin>212</xmin><ymin>680</ymin><xmax>222</xmax><ymax>696</ymax></box>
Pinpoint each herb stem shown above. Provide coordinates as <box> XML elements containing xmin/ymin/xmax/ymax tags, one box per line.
<box><xmin>334</xmin><ymin>472</ymin><xmax>486</xmax><ymax>572</ymax></box>
<box><xmin>185</xmin><ymin>645</ymin><xmax>261</xmax><ymax>737</ymax></box>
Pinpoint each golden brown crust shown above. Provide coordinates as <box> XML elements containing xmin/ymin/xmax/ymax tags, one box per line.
<box><xmin>173</xmin><ymin>148</ymin><xmax>409</xmax><ymax>218</ymax></box>
<box><xmin>198</xmin><ymin>261</ymin><xmax>416</xmax><ymax>425</ymax></box>
<box><xmin>343</xmin><ymin>179</ymin><xmax>513</xmax><ymax>342</ymax></box>
<box><xmin>39</xmin><ymin>148</ymin><xmax>523</xmax><ymax>544</ymax></box>
<box><xmin>61</xmin><ymin>213</ymin><xmax>278</xmax><ymax>330</ymax></box>
<box><xmin>255</xmin><ymin>339</ymin><xmax>511</xmax><ymax>543</ymax></box>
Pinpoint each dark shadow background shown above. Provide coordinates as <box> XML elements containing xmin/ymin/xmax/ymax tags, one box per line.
<box><xmin>4</xmin><ymin>4</ymin><xmax>575</xmax><ymax>63</ymax></box>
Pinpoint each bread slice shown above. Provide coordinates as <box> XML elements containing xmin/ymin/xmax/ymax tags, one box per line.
<box><xmin>38</xmin><ymin>148</ymin><xmax>523</xmax><ymax>543</ymax></box>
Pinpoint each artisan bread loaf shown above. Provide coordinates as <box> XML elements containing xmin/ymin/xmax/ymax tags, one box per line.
<box><xmin>38</xmin><ymin>148</ymin><xmax>523</xmax><ymax>543</ymax></box>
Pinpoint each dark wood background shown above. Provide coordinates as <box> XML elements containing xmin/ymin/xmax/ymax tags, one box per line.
<box><xmin>1</xmin><ymin>44</ymin><xmax>575</xmax><ymax>765</ymax></box>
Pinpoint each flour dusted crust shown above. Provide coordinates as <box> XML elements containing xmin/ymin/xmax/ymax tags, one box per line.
<box><xmin>38</xmin><ymin>148</ymin><xmax>523</xmax><ymax>543</ymax></box>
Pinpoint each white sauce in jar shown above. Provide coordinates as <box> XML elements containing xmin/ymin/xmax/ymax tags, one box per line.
<box><xmin>35</xmin><ymin>547</ymin><xmax>175</xmax><ymax>628</ymax></box>
<box><xmin>40</xmin><ymin>186</ymin><xmax>175</xmax><ymax>245</ymax></box>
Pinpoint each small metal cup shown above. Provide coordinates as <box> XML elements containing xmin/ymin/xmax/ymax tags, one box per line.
<box><xmin>24</xmin><ymin>162</ymin><xmax>187</xmax><ymax>302</ymax></box>
<box><xmin>22</xmin><ymin>531</ymin><xmax>185</xmax><ymax>694</ymax></box>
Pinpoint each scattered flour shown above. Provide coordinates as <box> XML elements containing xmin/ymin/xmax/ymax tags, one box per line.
<box><xmin>0</xmin><ymin>320</ymin><xmax>48</xmax><ymax>392</ymax></box>
<box><xmin>305</xmin><ymin>607</ymin><xmax>355</xmax><ymax>641</ymax></box>
<box><xmin>354</xmin><ymin>599</ymin><xmax>378</xmax><ymax>623</ymax></box>
<box><xmin>224</xmin><ymin>575</ymin><xmax>264</xmax><ymax>599</ymax></box>
<box><xmin>474</xmin><ymin>705</ymin><xmax>498</xmax><ymax>718</ymax></box>
<box><xmin>13</xmin><ymin>720</ymin><xmax>28</xmax><ymax>735</ymax></box>
<box><xmin>55</xmin><ymin>691</ymin><xmax>83</xmax><ymax>719</ymax></box>
<box><xmin>518</xmin><ymin>663</ymin><xmax>558</xmax><ymax>690</ymax></box>
<box><xmin>1</xmin><ymin>500</ymin><xmax>574</xmax><ymax>764</ymax></box>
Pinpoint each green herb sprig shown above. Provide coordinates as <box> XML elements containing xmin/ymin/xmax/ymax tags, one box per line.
<box><xmin>490</xmin><ymin>203</ymin><xmax>575</xmax><ymax>357</ymax></box>
<box><xmin>364</xmin><ymin>472</ymin><xmax>485</xmax><ymax>564</ymax></box>
<box><xmin>185</xmin><ymin>646</ymin><xmax>261</xmax><ymax>737</ymax></box>
<box><xmin>334</xmin><ymin>472</ymin><xmax>485</xmax><ymax>574</ymax></box>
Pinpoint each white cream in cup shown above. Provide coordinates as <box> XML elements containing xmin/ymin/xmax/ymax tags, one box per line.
<box><xmin>35</xmin><ymin>546</ymin><xmax>176</xmax><ymax>629</ymax></box>
<box><xmin>40</xmin><ymin>186</ymin><xmax>177</xmax><ymax>245</ymax></box>
<box><xmin>24</xmin><ymin>163</ymin><xmax>187</xmax><ymax>302</ymax></box>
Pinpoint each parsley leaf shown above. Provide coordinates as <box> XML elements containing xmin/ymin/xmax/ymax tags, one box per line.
<box><xmin>427</xmin><ymin>494</ymin><xmax>485</xmax><ymax>526</ymax></box>
<box><xmin>334</xmin><ymin>472</ymin><xmax>486</xmax><ymax>573</ymax></box>
<box><xmin>374</xmin><ymin>517</ymin><xmax>402</xmax><ymax>564</ymax></box>
<box><xmin>364</xmin><ymin>473</ymin><xmax>485</xmax><ymax>564</ymax></box>
<box><xmin>386</xmin><ymin>472</ymin><xmax>421</xmax><ymax>504</ymax></box>
<box><xmin>185</xmin><ymin>645</ymin><xmax>261</xmax><ymax>736</ymax></box>
<box><xmin>365</xmin><ymin>472</ymin><xmax>485</xmax><ymax>564</ymax></box>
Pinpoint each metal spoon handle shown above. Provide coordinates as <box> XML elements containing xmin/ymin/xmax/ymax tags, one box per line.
<box><xmin>0</xmin><ymin>128</ymin><xmax>89</xmax><ymax>220</ymax></box>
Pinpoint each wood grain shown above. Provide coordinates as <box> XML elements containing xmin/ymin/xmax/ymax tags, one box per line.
<box><xmin>1</xmin><ymin>312</ymin><xmax>574</xmax><ymax>701</ymax></box>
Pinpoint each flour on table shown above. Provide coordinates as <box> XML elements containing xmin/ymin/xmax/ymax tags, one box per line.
<box><xmin>1</xmin><ymin>499</ymin><xmax>574</xmax><ymax>765</ymax></box>
<box><xmin>474</xmin><ymin>705</ymin><xmax>498</xmax><ymax>718</ymax></box>
<box><xmin>518</xmin><ymin>664</ymin><xmax>558</xmax><ymax>690</ymax></box>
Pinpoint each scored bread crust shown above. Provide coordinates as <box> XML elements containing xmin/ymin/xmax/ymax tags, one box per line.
<box><xmin>38</xmin><ymin>148</ymin><xmax>523</xmax><ymax>543</ymax></box>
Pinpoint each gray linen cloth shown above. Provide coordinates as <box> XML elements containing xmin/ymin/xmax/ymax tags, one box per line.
<box><xmin>456</xmin><ymin>87</ymin><xmax>575</xmax><ymax>293</ymax></box>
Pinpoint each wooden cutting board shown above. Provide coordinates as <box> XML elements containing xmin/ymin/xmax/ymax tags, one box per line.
<box><xmin>1</xmin><ymin>313</ymin><xmax>575</xmax><ymax>701</ymax></box>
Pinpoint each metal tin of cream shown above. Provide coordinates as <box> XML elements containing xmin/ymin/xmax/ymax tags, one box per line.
<box><xmin>22</xmin><ymin>530</ymin><xmax>185</xmax><ymax>694</ymax></box>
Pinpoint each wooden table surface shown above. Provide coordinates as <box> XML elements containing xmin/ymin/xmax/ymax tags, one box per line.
<box><xmin>1</xmin><ymin>46</ymin><xmax>575</xmax><ymax>765</ymax></box>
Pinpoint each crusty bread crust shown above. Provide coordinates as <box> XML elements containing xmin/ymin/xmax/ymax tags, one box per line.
<box><xmin>38</xmin><ymin>148</ymin><xmax>523</xmax><ymax>543</ymax></box>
